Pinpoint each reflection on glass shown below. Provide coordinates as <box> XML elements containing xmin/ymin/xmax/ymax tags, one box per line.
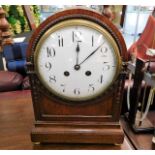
<box><xmin>39</xmin><ymin>5</ymin><xmax>103</xmax><ymax>22</ymax></box>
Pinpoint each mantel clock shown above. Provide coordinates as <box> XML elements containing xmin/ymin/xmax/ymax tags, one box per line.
<box><xmin>27</xmin><ymin>8</ymin><xmax>128</xmax><ymax>144</ymax></box>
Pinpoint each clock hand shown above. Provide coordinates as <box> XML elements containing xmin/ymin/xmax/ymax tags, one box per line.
<box><xmin>74</xmin><ymin>43</ymin><xmax>81</xmax><ymax>70</ymax></box>
<box><xmin>75</xmin><ymin>42</ymin><xmax>80</xmax><ymax>65</ymax></box>
<box><xmin>79</xmin><ymin>42</ymin><xmax>105</xmax><ymax>66</ymax></box>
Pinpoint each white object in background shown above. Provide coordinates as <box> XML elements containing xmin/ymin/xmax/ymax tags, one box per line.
<box><xmin>146</xmin><ymin>48</ymin><xmax>155</xmax><ymax>56</ymax></box>
<box><xmin>13</xmin><ymin>37</ymin><xmax>26</xmax><ymax>43</ymax></box>
<box><xmin>152</xmin><ymin>134</ymin><xmax>155</xmax><ymax>144</ymax></box>
<box><xmin>127</xmin><ymin>73</ymin><xmax>132</xmax><ymax>110</ymax></box>
<box><xmin>153</xmin><ymin>123</ymin><xmax>155</xmax><ymax>144</ymax></box>
<box><xmin>2</xmin><ymin>57</ymin><xmax>7</xmax><ymax>71</ymax></box>
<box><xmin>137</xmin><ymin>87</ymin><xmax>155</xmax><ymax>122</ymax></box>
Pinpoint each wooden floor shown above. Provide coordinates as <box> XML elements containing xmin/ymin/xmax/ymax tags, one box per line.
<box><xmin>0</xmin><ymin>90</ymin><xmax>133</xmax><ymax>150</ymax></box>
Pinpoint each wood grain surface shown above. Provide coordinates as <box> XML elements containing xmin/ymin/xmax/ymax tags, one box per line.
<box><xmin>26</xmin><ymin>8</ymin><xmax>128</xmax><ymax>144</ymax></box>
<box><xmin>0</xmin><ymin>90</ymin><xmax>133</xmax><ymax>150</ymax></box>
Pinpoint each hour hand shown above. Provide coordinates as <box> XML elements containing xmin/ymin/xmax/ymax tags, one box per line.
<box><xmin>74</xmin><ymin>43</ymin><xmax>81</xmax><ymax>70</ymax></box>
<box><xmin>76</xmin><ymin>42</ymin><xmax>80</xmax><ymax>65</ymax></box>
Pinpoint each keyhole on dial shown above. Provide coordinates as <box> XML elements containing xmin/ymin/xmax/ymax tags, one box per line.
<box><xmin>64</xmin><ymin>71</ymin><xmax>70</xmax><ymax>77</ymax></box>
<box><xmin>85</xmin><ymin>71</ymin><xmax>91</xmax><ymax>76</ymax></box>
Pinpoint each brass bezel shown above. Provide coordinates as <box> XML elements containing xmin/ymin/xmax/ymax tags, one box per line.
<box><xmin>34</xmin><ymin>19</ymin><xmax>122</xmax><ymax>102</ymax></box>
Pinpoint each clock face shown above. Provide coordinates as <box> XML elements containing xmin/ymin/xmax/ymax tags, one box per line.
<box><xmin>35</xmin><ymin>19</ymin><xmax>121</xmax><ymax>102</ymax></box>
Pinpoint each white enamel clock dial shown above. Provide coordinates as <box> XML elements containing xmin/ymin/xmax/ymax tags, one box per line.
<box><xmin>35</xmin><ymin>20</ymin><xmax>121</xmax><ymax>101</ymax></box>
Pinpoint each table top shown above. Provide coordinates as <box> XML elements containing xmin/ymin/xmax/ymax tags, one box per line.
<box><xmin>0</xmin><ymin>90</ymin><xmax>133</xmax><ymax>150</ymax></box>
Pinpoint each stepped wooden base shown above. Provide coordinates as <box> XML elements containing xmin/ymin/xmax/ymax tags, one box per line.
<box><xmin>31</xmin><ymin>123</ymin><xmax>124</xmax><ymax>144</ymax></box>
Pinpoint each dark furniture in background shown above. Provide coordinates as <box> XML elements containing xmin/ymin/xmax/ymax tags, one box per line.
<box><xmin>0</xmin><ymin>71</ymin><xmax>23</xmax><ymax>92</ymax></box>
<box><xmin>120</xmin><ymin>5</ymin><xmax>127</xmax><ymax>28</ymax></box>
<box><xmin>22</xmin><ymin>6</ymin><xmax>37</xmax><ymax>31</ymax></box>
<box><xmin>122</xmin><ymin>15</ymin><xmax>155</xmax><ymax>133</ymax></box>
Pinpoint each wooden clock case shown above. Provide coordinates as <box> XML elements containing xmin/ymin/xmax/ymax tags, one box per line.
<box><xmin>26</xmin><ymin>8</ymin><xmax>128</xmax><ymax>144</ymax></box>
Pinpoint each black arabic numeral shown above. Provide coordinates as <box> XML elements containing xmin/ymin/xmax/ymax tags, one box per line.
<box><xmin>45</xmin><ymin>62</ymin><xmax>52</xmax><ymax>71</ymax></box>
<box><xmin>47</xmin><ymin>47</ymin><xmax>56</xmax><ymax>57</ymax></box>
<box><xmin>74</xmin><ymin>88</ymin><xmax>80</xmax><ymax>95</ymax></box>
<box><xmin>103</xmin><ymin>65</ymin><xmax>110</xmax><ymax>71</ymax></box>
<box><xmin>60</xmin><ymin>84</ymin><xmax>65</xmax><ymax>93</ymax></box>
<box><xmin>88</xmin><ymin>84</ymin><xmax>95</xmax><ymax>92</ymax></box>
<box><xmin>98</xmin><ymin>75</ymin><xmax>103</xmax><ymax>84</ymax></box>
<box><xmin>58</xmin><ymin>35</ymin><xmax>63</xmax><ymax>47</ymax></box>
<box><xmin>92</xmin><ymin>35</ymin><xmax>94</xmax><ymax>47</ymax></box>
<box><xmin>72</xmin><ymin>31</ymin><xmax>82</xmax><ymax>43</ymax></box>
<box><xmin>100</xmin><ymin>47</ymin><xmax>108</xmax><ymax>57</ymax></box>
<box><xmin>49</xmin><ymin>75</ymin><xmax>56</xmax><ymax>83</ymax></box>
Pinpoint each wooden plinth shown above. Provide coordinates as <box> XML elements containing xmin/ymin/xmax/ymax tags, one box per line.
<box><xmin>31</xmin><ymin>124</ymin><xmax>124</xmax><ymax>144</ymax></box>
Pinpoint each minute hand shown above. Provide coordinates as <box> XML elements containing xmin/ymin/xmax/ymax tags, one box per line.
<box><xmin>79</xmin><ymin>42</ymin><xmax>105</xmax><ymax>66</ymax></box>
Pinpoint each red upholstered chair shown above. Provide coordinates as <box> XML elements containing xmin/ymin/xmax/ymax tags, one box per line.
<box><xmin>128</xmin><ymin>15</ymin><xmax>155</xmax><ymax>61</ymax></box>
<box><xmin>125</xmin><ymin>15</ymin><xmax>155</xmax><ymax>93</ymax></box>
<box><xmin>0</xmin><ymin>71</ymin><xmax>23</xmax><ymax>92</ymax></box>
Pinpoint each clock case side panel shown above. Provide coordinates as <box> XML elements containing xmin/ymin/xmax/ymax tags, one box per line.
<box><xmin>26</xmin><ymin>8</ymin><xmax>128</xmax><ymax>144</ymax></box>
